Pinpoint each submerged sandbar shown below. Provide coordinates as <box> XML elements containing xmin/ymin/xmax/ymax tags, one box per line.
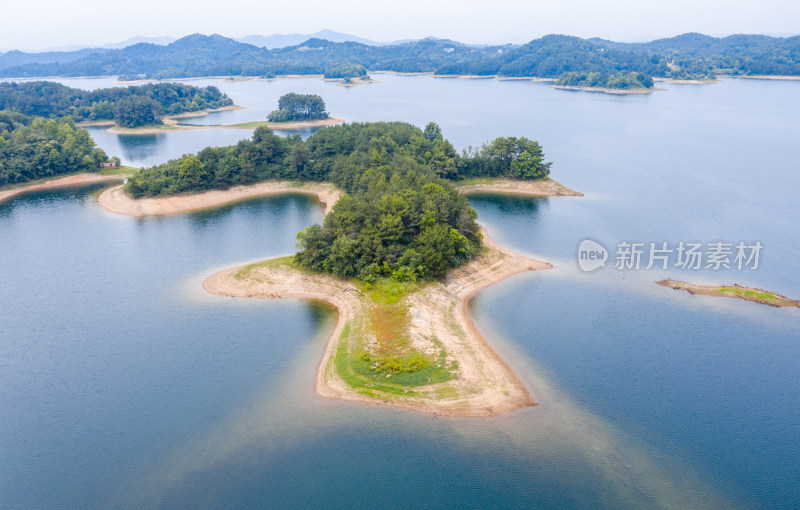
<box><xmin>657</xmin><ymin>279</ymin><xmax>800</xmax><ymax>308</ymax></box>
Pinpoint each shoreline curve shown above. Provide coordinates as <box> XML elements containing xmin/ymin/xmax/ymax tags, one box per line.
<box><xmin>0</xmin><ymin>173</ymin><xmax>126</xmax><ymax>205</ymax></box>
<box><xmin>98</xmin><ymin>181</ymin><xmax>343</xmax><ymax>217</ymax></box>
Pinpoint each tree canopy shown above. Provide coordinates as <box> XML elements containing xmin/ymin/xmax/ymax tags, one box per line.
<box><xmin>0</xmin><ymin>81</ymin><xmax>233</xmax><ymax>127</ymax></box>
<box><xmin>0</xmin><ymin>111</ymin><xmax>109</xmax><ymax>186</ymax></box>
<box><xmin>268</xmin><ymin>93</ymin><xmax>328</xmax><ymax>122</ymax></box>
<box><xmin>124</xmin><ymin>121</ymin><xmax>551</xmax><ymax>198</ymax></box>
<box><xmin>556</xmin><ymin>71</ymin><xmax>655</xmax><ymax>89</ymax></box>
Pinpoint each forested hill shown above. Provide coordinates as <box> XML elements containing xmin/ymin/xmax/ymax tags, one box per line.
<box><xmin>0</xmin><ymin>111</ymin><xmax>109</xmax><ymax>186</ymax></box>
<box><xmin>1</xmin><ymin>32</ymin><xmax>798</xmax><ymax>80</ymax></box>
<box><xmin>0</xmin><ymin>81</ymin><xmax>232</xmax><ymax>127</ymax></box>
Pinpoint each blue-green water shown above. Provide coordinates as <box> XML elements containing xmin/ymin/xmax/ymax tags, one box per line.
<box><xmin>1</xmin><ymin>75</ymin><xmax>799</xmax><ymax>509</ymax></box>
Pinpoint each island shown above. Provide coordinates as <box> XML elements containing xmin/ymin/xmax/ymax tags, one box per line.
<box><xmin>554</xmin><ymin>71</ymin><xmax>658</xmax><ymax>94</ymax></box>
<box><xmin>96</xmin><ymin>120</ymin><xmax>581</xmax><ymax>416</ymax></box>
<box><xmin>657</xmin><ymin>279</ymin><xmax>800</xmax><ymax>308</ymax></box>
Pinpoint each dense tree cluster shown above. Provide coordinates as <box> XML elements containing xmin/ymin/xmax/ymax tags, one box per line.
<box><xmin>295</xmin><ymin>167</ymin><xmax>481</xmax><ymax>281</ymax></box>
<box><xmin>323</xmin><ymin>63</ymin><xmax>367</xmax><ymax>79</ymax></box>
<box><xmin>0</xmin><ymin>111</ymin><xmax>109</xmax><ymax>186</ymax></box>
<box><xmin>124</xmin><ymin>121</ymin><xmax>551</xmax><ymax>198</ymax></box>
<box><xmin>3</xmin><ymin>33</ymin><xmax>796</xmax><ymax>81</ymax></box>
<box><xmin>0</xmin><ymin>81</ymin><xmax>232</xmax><ymax>127</ymax></box>
<box><xmin>123</xmin><ymin>120</ymin><xmax>554</xmax><ymax>280</ymax></box>
<box><xmin>556</xmin><ymin>71</ymin><xmax>655</xmax><ymax>89</ymax></box>
<box><xmin>267</xmin><ymin>93</ymin><xmax>328</xmax><ymax>122</ymax></box>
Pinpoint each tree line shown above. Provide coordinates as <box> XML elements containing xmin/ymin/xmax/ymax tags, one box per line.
<box><xmin>267</xmin><ymin>93</ymin><xmax>328</xmax><ymax>122</ymax></box>
<box><xmin>124</xmin><ymin>120</ymin><xmax>551</xmax><ymax>198</ymax></box>
<box><xmin>556</xmin><ymin>71</ymin><xmax>655</xmax><ymax>89</ymax></box>
<box><xmin>4</xmin><ymin>33</ymin><xmax>797</xmax><ymax>81</ymax></box>
<box><xmin>0</xmin><ymin>81</ymin><xmax>232</xmax><ymax>127</ymax></box>
<box><xmin>0</xmin><ymin>111</ymin><xmax>109</xmax><ymax>186</ymax></box>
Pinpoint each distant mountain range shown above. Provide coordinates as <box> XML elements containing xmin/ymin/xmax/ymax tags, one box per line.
<box><xmin>0</xmin><ymin>31</ymin><xmax>797</xmax><ymax>80</ymax></box>
<box><xmin>237</xmin><ymin>30</ymin><xmax>387</xmax><ymax>49</ymax></box>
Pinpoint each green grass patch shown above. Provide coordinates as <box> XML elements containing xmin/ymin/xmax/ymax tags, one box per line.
<box><xmin>361</xmin><ymin>278</ymin><xmax>419</xmax><ymax>305</ymax></box>
<box><xmin>718</xmin><ymin>286</ymin><xmax>781</xmax><ymax>302</ymax></box>
<box><xmin>352</xmin><ymin>350</ymin><xmax>454</xmax><ymax>388</ymax></box>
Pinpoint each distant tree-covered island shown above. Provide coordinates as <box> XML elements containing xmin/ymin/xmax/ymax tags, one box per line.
<box><xmin>555</xmin><ymin>71</ymin><xmax>656</xmax><ymax>91</ymax></box>
<box><xmin>0</xmin><ymin>81</ymin><xmax>233</xmax><ymax>128</ymax></box>
<box><xmin>324</xmin><ymin>63</ymin><xmax>367</xmax><ymax>79</ymax></box>
<box><xmin>267</xmin><ymin>92</ymin><xmax>328</xmax><ymax>122</ymax></box>
<box><xmin>0</xmin><ymin>111</ymin><xmax>111</xmax><ymax>186</ymax></box>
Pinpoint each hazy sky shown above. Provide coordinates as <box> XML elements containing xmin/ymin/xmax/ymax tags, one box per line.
<box><xmin>4</xmin><ymin>0</ymin><xmax>799</xmax><ymax>50</ymax></box>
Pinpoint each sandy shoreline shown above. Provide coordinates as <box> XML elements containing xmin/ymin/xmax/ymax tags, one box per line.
<box><xmin>105</xmin><ymin>117</ymin><xmax>343</xmax><ymax>135</ymax></box>
<box><xmin>553</xmin><ymin>85</ymin><xmax>660</xmax><ymax>95</ymax></box>
<box><xmin>0</xmin><ymin>173</ymin><xmax>126</xmax><ymax>204</ymax></box>
<box><xmin>98</xmin><ymin>181</ymin><xmax>343</xmax><ymax>217</ymax></box>
<box><xmin>203</xmin><ymin>228</ymin><xmax>548</xmax><ymax>417</ymax></box>
<box><xmin>716</xmin><ymin>74</ymin><xmax>800</xmax><ymax>81</ymax></box>
<box><xmin>455</xmin><ymin>177</ymin><xmax>583</xmax><ymax>197</ymax></box>
<box><xmin>657</xmin><ymin>279</ymin><xmax>800</xmax><ymax>308</ymax></box>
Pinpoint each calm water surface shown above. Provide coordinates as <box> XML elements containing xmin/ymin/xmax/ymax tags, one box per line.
<box><xmin>1</xmin><ymin>75</ymin><xmax>799</xmax><ymax>509</ymax></box>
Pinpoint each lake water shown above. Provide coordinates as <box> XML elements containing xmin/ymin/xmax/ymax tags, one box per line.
<box><xmin>1</xmin><ymin>75</ymin><xmax>799</xmax><ymax>509</ymax></box>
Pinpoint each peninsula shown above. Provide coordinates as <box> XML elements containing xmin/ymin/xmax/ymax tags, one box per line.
<box><xmin>203</xmin><ymin>228</ymin><xmax>547</xmax><ymax>416</ymax></box>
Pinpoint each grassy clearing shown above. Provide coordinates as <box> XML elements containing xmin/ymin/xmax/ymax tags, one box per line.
<box><xmin>353</xmin><ymin>278</ymin><xmax>456</xmax><ymax>389</ymax></box>
<box><xmin>99</xmin><ymin>165</ymin><xmax>139</xmax><ymax>176</ymax></box>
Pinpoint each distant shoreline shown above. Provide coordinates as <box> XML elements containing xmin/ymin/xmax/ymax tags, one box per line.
<box><xmin>88</xmin><ymin>115</ymin><xmax>344</xmax><ymax>135</ymax></box>
<box><xmin>552</xmin><ymin>85</ymin><xmax>660</xmax><ymax>95</ymax></box>
<box><xmin>7</xmin><ymin>73</ymin><xmax>798</xmax><ymax>90</ymax></box>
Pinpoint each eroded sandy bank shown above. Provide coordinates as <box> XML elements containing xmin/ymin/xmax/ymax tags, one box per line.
<box><xmin>0</xmin><ymin>173</ymin><xmax>126</xmax><ymax>204</ymax></box>
<box><xmin>455</xmin><ymin>178</ymin><xmax>583</xmax><ymax>197</ymax></box>
<box><xmin>98</xmin><ymin>181</ymin><xmax>343</xmax><ymax>217</ymax></box>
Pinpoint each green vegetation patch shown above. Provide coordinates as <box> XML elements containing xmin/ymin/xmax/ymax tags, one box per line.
<box><xmin>353</xmin><ymin>350</ymin><xmax>454</xmax><ymax>387</ymax></box>
<box><xmin>718</xmin><ymin>286</ymin><xmax>782</xmax><ymax>303</ymax></box>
